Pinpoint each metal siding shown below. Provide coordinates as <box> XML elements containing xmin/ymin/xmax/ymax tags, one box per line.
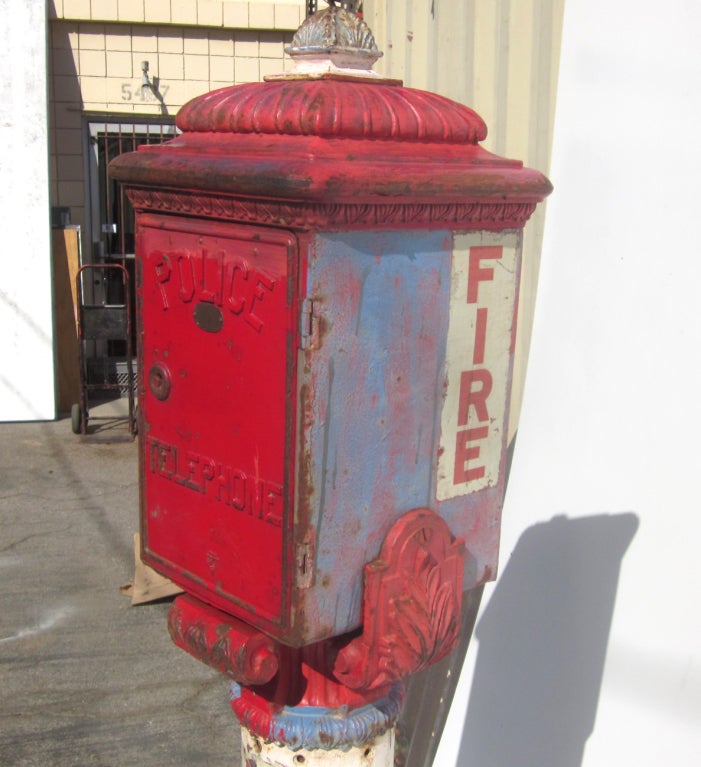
<box><xmin>366</xmin><ymin>0</ymin><xmax>565</xmax><ymax>438</ymax></box>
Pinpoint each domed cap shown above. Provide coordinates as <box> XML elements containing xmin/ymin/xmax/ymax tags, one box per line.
<box><xmin>175</xmin><ymin>79</ymin><xmax>487</xmax><ymax>145</ymax></box>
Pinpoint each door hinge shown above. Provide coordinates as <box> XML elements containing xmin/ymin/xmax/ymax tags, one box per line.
<box><xmin>296</xmin><ymin>541</ymin><xmax>314</xmax><ymax>589</ymax></box>
<box><xmin>300</xmin><ymin>298</ymin><xmax>320</xmax><ymax>350</ymax></box>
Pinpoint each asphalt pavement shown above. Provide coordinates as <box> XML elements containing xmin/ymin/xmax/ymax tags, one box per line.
<box><xmin>0</xmin><ymin>404</ymin><xmax>241</xmax><ymax>766</ymax></box>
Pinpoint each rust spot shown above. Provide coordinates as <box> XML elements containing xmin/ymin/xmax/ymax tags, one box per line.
<box><xmin>318</xmin><ymin>731</ymin><xmax>334</xmax><ymax>747</ymax></box>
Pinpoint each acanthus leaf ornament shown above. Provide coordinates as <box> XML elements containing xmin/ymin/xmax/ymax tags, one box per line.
<box><xmin>333</xmin><ymin>508</ymin><xmax>465</xmax><ymax>692</ymax></box>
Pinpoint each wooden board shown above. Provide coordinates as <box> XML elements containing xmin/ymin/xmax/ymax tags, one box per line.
<box><xmin>52</xmin><ymin>228</ymin><xmax>80</xmax><ymax>414</ymax></box>
<box><xmin>128</xmin><ymin>533</ymin><xmax>184</xmax><ymax>605</ymax></box>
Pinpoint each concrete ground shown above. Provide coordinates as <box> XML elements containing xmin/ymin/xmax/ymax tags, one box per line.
<box><xmin>0</xmin><ymin>403</ymin><xmax>241</xmax><ymax>766</ymax></box>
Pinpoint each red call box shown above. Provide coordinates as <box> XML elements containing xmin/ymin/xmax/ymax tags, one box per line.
<box><xmin>113</xmin><ymin>76</ymin><xmax>551</xmax><ymax>649</ymax></box>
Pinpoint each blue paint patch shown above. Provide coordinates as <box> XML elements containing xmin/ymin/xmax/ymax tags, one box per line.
<box><xmin>297</xmin><ymin>229</ymin><xmax>511</xmax><ymax>638</ymax></box>
<box><xmin>302</xmin><ymin>231</ymin><xmax>454</xmax><ymax>633</ymax></box>
<box><xmin>231</xmin><ymin>682</ymin><xmax>403</xmax><ymax>751</ymax></box>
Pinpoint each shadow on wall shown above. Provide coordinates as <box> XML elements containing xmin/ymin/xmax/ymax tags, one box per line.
<box><xmin>458</xmin><ymin>512</ymin><xmax>639</xmax><ymax>767</ymax></box>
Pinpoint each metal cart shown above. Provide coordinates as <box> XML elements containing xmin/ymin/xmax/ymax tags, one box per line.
<box><xmin>72</xmin><ymin>263</ymin><xmax>136</xmax><ymax>438</ymax></box>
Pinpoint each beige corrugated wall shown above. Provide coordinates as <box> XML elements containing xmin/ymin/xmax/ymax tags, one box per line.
<box><xmin>365</xmin><ymin>0</ymin><xmax>564</xmax><ymax>440</ymax></box>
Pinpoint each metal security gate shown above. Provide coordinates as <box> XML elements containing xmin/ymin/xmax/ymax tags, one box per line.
<box><xmin>85</xmin><ymin>119</ymin><xmax>176</xmax><ymax>380</ymax></box>
<box><xmin>88</xmin><ymin>119</ymin><xmax>176</xmax><ymax>265</ymax></box>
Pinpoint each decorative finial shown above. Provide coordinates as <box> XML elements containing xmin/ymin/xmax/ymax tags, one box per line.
<box><xmin>275</xmin><ymin>0</ymin><xmax>383</xmax><ymax>81</ymax></box>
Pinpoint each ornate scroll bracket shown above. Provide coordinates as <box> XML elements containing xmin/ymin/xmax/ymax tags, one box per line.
<box><xmin>167</xmin><ymin>594</ymin><xmax>279</xmax><ymax>686</ymax></box>
<box><xmin>334</xmin><ymin>508</ymin><xmax>465</xmax><ymax>692</ymax></box>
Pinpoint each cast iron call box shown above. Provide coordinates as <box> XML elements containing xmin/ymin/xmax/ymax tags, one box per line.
<box><xmin>111</xmin><ymin>6</ymin><xmax>551</xmax><ymax>732</ymax></box>
<box><xmin>135</xmin><ymin>215</ymin><xmax>538</xmax><ymax>648</ymax></box>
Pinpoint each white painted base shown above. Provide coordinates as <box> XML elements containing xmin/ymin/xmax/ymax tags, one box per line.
<box><xmin>241</xmin><ymin>727</ymin><xmax>394</xmax><ymax>767</ymax></box>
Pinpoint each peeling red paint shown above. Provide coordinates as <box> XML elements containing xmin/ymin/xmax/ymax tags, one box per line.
<box><xmin>113</xmin><ymin>69</ymin><xmax>550</xmax><ymax>653</ymax></box>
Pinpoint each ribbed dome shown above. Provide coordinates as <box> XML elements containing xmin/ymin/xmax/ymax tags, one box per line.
<box><xmin>175</xmin><ymin>78</ymin><xmax>488</xmax><ymax>145</ymax></box>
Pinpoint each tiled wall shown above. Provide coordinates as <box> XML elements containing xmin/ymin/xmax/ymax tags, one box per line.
<box><xmin>49</xmin><ymin>0</ymin><xmax>305</xmax><ymax>29</ymax></box>
<box><xmin>48</xmin><ymin>3</ymin><xmax>302</xmax><ymax>247</ymax></box>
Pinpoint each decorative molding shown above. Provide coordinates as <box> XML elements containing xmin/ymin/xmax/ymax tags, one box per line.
<box><xmin>334</xmin><ymin>509</ymin><xmax>465</xmax><ymax>692</ymax></box>
<box><xmin>167</xmin><ymin>594</ymin><xmax>279</xmax><ymax>686</ymax></box>
<box><xmin>126</xmin><ymin>188</ymin><xmax>538</xmax><ymax>231</ymax></box>
<box><xmin>230</xmin><ymin>681</ymin><xmax>405</xmax><ymax>751</ymax></box>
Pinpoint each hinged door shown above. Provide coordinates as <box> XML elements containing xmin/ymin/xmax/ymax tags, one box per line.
<box><xmin>137</xmin><ymin>215</ymin><xmax>296</xmax><ymax>631</ymax></box>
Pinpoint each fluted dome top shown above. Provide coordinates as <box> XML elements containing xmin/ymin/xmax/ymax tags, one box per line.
<box><xmin>175</xmin><ymin>78</ymin><xmax>488</xmax><ymax>145</ymax></box>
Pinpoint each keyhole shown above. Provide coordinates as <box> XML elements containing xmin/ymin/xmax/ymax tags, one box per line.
<box><xmin>149</xmin><ymin>363</ymin><xmax>171</xmax><ymax>401</ymax></box>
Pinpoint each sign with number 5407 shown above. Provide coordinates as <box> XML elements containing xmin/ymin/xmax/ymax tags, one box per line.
<box><xmin>121</xmin><ymin>82</ymin><xmax>170</xmax><ymax>102</ymax></box>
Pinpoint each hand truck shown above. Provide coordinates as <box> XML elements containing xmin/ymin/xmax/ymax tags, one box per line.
<box><xmin>71</xmin><ymin>263</ymin><xmax>136</xmax><ymax>438</ymax></box>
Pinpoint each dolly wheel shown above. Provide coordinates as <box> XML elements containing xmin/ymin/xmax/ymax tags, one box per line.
<box><xmin>71</xmin><ymin>403</ymin><xmax>82</xmax><ymax>435</ymax></box>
